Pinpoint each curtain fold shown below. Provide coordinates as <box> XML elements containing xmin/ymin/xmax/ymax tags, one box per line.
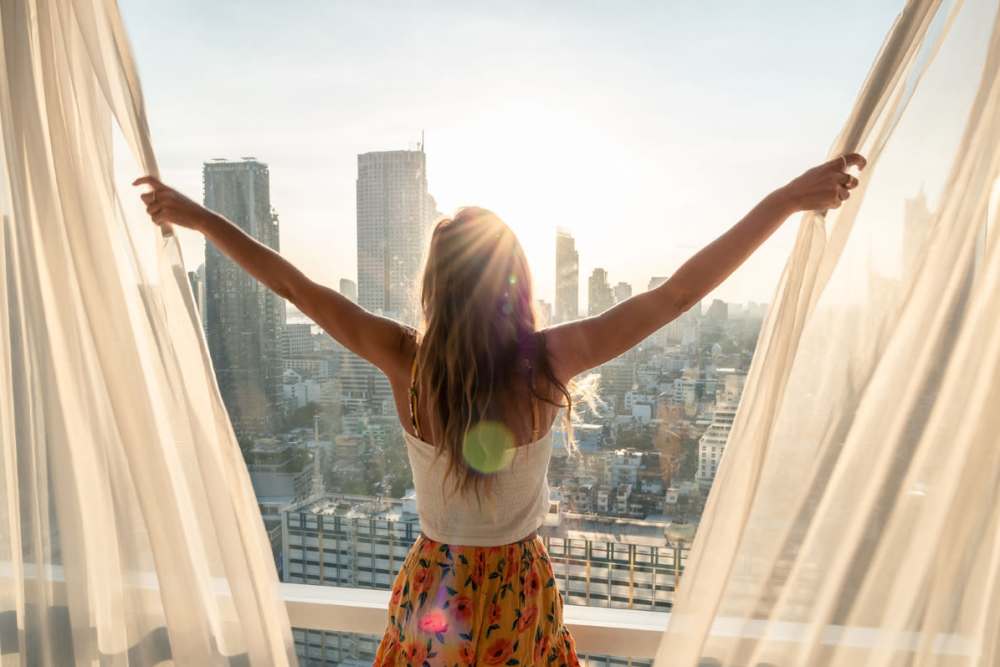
<box><xmin>0</xmin><ymin>0</ymin><xmax>295</xmax><ymax>663</ymax></box>
<box><xmin>656</xmin><ymin>0</ymin><xmax>1000</xmax><ymax>664</ymax></box>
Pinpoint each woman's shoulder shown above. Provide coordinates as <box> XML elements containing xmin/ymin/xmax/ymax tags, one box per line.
<box><xmin>383</xmin><ymin>324</ymin><xmax>419</xmax><ymax>387</ymax></box>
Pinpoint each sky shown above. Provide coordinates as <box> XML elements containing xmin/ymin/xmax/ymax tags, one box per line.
<box><xmin>119</xmin><ymin>0</ymin><xmax>904</xmax><ymax>309</ymax></box>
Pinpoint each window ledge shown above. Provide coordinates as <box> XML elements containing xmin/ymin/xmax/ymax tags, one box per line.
<box><xmin>281</xmin><ymin>582</ymin><xmax>668</xmax><ymax>658</ymax></box>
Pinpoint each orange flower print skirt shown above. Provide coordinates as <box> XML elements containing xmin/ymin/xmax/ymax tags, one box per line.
<box><xmin>374</xmin><ymin>535</ymin><xmax>580</xmax><ymax>666</ymax></box>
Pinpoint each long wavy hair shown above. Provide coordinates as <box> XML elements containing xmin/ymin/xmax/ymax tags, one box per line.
<box><xmin>414</xmin><ymin>207</ymin><xmax>571</xmax><ymax>498</ymax></box>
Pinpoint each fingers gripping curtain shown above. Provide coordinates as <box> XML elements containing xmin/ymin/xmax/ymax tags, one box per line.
<box><xmin>656</xmin><ymin>0</ymin><xmax>1000</xmax><ymax>665</ymax></box>
<box><xmin>0</xmin><ymin>0</ymin><xmax>294</xmax><ymax>664</ymax></box>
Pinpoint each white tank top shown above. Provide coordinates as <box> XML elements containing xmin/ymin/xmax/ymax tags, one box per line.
<box><xmin>403</xmin><ymin>430</ymin><xmax>554</xmax><ymax>546</ymax></box>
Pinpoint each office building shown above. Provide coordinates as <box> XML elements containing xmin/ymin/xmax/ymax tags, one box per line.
<box><xmin>203</xmin><ymin>158</ymin><xmax>285</xmax><ymax>436</ymax></box>
<box><xmin>589</xmin><ymin>267</ymin><xmax>614</xmax><ymax>316</ymax></box>
<box><xmin>339</xmin><ymin>278</ymin><xmax>358</xmax><ymax>303</ymax></box>
<box><xmin>555</xmin><ymin>230</ymin><xmax>579</xmax><ymax>323</ymax></box>
<box><xmin>356</xmin><ymin>149</ymin><xmax>433</xmax><ymax>325</ymax></box>
<box><xmin>613</xmin><ymin>281</ymin><xmax>632</xmax><ymax>304</ymax></box>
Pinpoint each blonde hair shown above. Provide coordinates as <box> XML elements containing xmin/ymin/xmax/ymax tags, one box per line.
<box><xmin>414</xmin><ymin>207</ymin><xmax>571</xmax><ymax>498</ymax></box>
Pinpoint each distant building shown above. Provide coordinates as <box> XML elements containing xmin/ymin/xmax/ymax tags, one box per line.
<box><xmin>696</xmin><ymin>402</ymin><xmax>738</xmax><ymax>486</ymax></box>
<box><xmin>705</xmin><ymin>298</ymin><xmax>728</xmax><ymax>322</ymax></box>
<box><xmin>598</xmin><ymin>360</ymin><xmax>635</xmax><ymax>413</ymax></box>
<box><xmin>203</xmin><ymin>158</ymin><xmax>285</xmax><ymax>437</ymax></box>
<box><xmin>555</xmin><ymin>229</ymin><xmax>579</xmax><ymax>323</ymax></box>
<box><xmin>347</xmin><ymin>148</ymin><xmax>437</xmax><ymax>424</ymax></box>
<box><xmin>356</xmin><ymin>149</ymin><xmax>434</xmax><ymax>325</ymax></box>
<box><xmin>283</xmin><ymin>322</ymin><xmax>314</xmax><ymax>357</ymax></box>
<box><xmin>283</xmin><ymin>493</ymin><xmax>687</xmax><ymax>666</ymax></box>
<box><xmin>613</xmin><ymin>281</ymin><xmax>632</xmax><ymax>304</ymax></box>
<box><xmin>281</xmin><ymin>369</ymin><xmax>321</xmax><ymax>410</ymax></box>
<box><xmin>536</xmin><ymin>299</ymin><xmax>553</xmax><ymax>327</ymax></box>
<box><xmin>333</xmin><ymin>434</ymin><xmax>363</xmax><ymax>471</ymax></box>
<box><xmin>715</xmin><ymin>368</ymin><xmax>746</xmax><ymax>405</ymax></box>
<box><xmin>588</xmin><ymin>267</ymin><xmax>614</xmax><ymax>316</ymax></box>
<box><xmin>339</xmin><ymin>278</ymin><xmax>358</xmax><ymax>303</ymax></box>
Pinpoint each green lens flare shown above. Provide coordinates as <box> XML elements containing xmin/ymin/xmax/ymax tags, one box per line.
<box><xmin>462</xmin><ymin>421</ymin><xmax>515</xmax><ymax>473</ymax></box>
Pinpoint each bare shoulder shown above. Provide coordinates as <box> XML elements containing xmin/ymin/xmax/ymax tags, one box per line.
<box><xmin>383</xmin><ymin>325</ymin><xmax>419</xmax><ymax>386</ymax></box>
<box><xmin>537</xmin><ymin>322</ymin><xmax>589</xmax><ymax>386</ymax></box>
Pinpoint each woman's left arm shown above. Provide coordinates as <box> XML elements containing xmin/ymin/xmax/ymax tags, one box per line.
<box><xmin>543</xmin><ymin>153</ymin><xmax>866</xmax><ymax>382</ymax></box>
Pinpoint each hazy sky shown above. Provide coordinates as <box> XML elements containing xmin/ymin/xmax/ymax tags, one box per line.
<box><xmin>119</xmin><ymin>0</ymin><xmax>903</xmax><ymax>308</ymax></box>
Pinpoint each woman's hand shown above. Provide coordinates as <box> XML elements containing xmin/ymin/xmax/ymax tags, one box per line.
<box><xmin>132</xmin><ymin>176</ymin><xmax>216</xmax><ymax>232</ymax></box>
<box><xmin>778</xmin><ymin>153</ymin><xmax>867</xmax><ymax>213</ymax></box>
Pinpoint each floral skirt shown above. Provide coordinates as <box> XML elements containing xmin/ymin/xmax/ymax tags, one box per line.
<box><xmin>373</xmin><ymin>534</ymin><xmax>579</xmax><ymax>666</ymax></box>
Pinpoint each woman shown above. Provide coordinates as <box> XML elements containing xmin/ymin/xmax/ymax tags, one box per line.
<box><xmin>135</xmin><ymin>152</ymin><xmax>864</xmax><ymax>665</ymax></box>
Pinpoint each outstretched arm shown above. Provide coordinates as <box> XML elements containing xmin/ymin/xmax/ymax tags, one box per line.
<box><xmin>544</xmin><ymin>153</ymin><xmax>866</xmax><ymax>382</ymax></box>
<box><xmin>133</xmin><ymin>176</ymin><xmax>411</xmax><ymax>374</ymax></box>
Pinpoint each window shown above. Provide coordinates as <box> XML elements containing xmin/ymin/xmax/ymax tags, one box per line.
<box><xmin>118</xmin><ymin>2</ymin><xmax>896</xmax><ymax>663</ymax></box>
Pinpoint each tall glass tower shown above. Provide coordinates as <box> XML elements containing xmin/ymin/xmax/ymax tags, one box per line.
<box><xmin>203</xmin><ymin>158</ymin><xmax>284</xmax><ymax>437</ymax></box>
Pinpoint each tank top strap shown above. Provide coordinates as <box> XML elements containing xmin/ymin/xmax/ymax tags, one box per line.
<box><xmin>531</xmin><ymin>395</ymin><xmax>539</xmax><ymax>440</ymax></box>
<box><xmin>409</xmin><ymin>356</ymin><xmax>421</xmax><ymax>439</ymax></box>
<box><xmin>529</xmin><ymin>364</ymin><xmax>541</xmax><ymax>440</ymax></box>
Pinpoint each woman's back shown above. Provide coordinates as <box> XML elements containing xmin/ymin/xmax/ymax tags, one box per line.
<box><xmin>403</xmin><ymin>428</ymin><xmax>554</xmax><ymax>546</ymax></box>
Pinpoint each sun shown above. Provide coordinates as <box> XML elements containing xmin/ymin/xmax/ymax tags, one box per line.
<box><xmin>426</xmin><ymin>101</ymin><xmax>643</xmax><ymax>304</ymax></box>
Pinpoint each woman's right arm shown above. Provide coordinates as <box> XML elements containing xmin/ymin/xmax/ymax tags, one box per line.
<box><xmin>133</xmin><ymin>176</ymin><xmax>412</xmax><ymax>374</ymax></box>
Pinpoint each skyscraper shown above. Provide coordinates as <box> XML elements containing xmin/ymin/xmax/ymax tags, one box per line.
<box><xmin>203</xmin><ymin>158</ymin><xmax>285</xmax><ymax>437</ymax></box>
<box><xmin>356</xmin><ymin>149</ymin><xmax>432</xmax><ymax>325</ymax></box>
<box><xmin>555</xmin><ymin>229</ymin><xmax>579</xmax><ymax>323</ymax></box>
<box><xmin>613</xmin><ymin>281</ymin><xmax>632</xmax><ymax>304</ymax></box>
<box><xmin>339</xmin><ymin>278</ymin><xmax>358</xmax><ymax>303</ymax></box>
<box><xmin>345</xmin><ymin>148</ymin><xmax>437</xmax><ymax>425</ymax></box>
<box><xmin>588</xmin><ymin>267</ymin><xmax>614</xmax><ymax>316</ymax></box>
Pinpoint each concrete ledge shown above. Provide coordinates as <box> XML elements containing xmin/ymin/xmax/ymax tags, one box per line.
<box><xmin>281</xmin><ymin>583</ymin><xmax>668</xmax><ymax>658</ymax></box>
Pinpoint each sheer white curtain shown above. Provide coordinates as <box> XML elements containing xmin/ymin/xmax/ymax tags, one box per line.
<box><xmin>0</xmin><ymin>0</ymin><xmax>294</xmax><ymax>663</ymax></box>
<box><xmin>656</xmin><ymin>0</ymin><xmax>1000</xmax><ymax>664</ymax></box>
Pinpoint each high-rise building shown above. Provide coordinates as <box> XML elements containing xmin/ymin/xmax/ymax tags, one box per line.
<box><xmin>696</xmin><ymin>402</ymin><xmax>738</xmax><ymax>486</ymax></box>
<box><xmin>588</xmin><ymin>267</ymin><xmax>614</xmax><ymax>316</ymax></box>
<box><xmin>347</xmin><ymin>148</ymin><xmax>437</xmax><ymax>425</ymax></box>
<box><xmin>555</xmin><ymin>229</ymin><xmax>579</xmax><ymax>323</ymax></box>
<box><xmin>338</xmin><ymin>278</ymin><xmax>357</xmax><ymax>303</ymax></box>
<box><xmin>536</xmin><ymin>299</ymin><xmax>553</xmax><ymax>327</ymax></box>
<box><xmin>613</xmin><ymin>281</ymin><xmax>632</xmax><ymax>304</ymax></box>
<box><xmin>356</xmin><ymin>149</ymin><xmax>433</xmax><ymax>325</ymax></box>
<box><xmin>283</xmin><ymin>322</ymin><xmax>315</xmax><ymax>357</ymax></box>
<box><xmin>203</xmin><ymin>158</ymin><xmax>285</xmax><ymax>437</ymax></box>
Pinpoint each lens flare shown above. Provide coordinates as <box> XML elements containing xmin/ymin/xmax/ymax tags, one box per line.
<box><xmin>462</xmin><ymin>421</ymin><xmax>515</xmax><ymax>473</ymax></box>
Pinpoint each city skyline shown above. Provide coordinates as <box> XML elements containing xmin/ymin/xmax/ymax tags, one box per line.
<box><xmin>119</xmin><ymin>0</ymin><xmax>902</xmax><ymax>308</ymax></box>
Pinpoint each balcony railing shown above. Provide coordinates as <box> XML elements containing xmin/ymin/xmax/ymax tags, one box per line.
<box><xmin>281</xmin><ymin>582</ymin><xmax>669</xmax><ymax>659</ymax></box>
<box><xmin>282</xmin><ymin>583</ymin><xmax>979</xmax><ymax>664</ymax></box>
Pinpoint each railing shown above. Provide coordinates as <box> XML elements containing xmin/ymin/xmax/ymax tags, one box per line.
<box><xmin>281</xmin><ymin>582</ymin><xmax>669</xmax><ymax>659</ymax></box>
<box><xmin>282</xmin><ymin>583</ymin><xmax>979</xmax><ymax>664</ymax></box>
